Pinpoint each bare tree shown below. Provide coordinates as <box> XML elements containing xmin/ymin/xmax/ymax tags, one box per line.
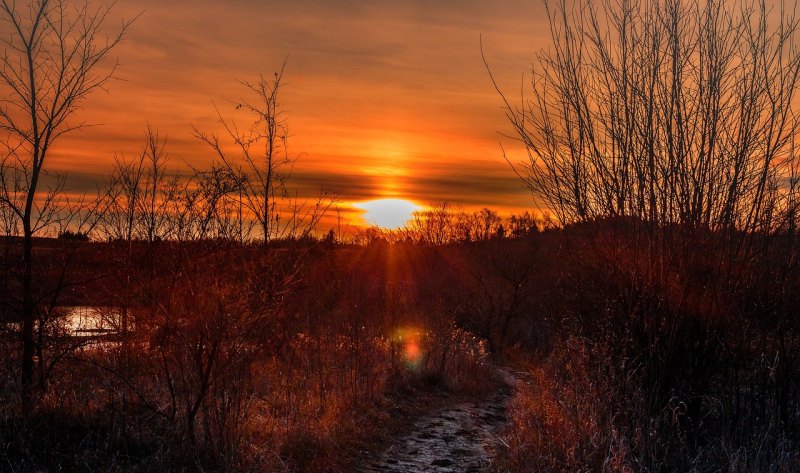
<box><xmin>101</xmin><ymin>153</ymin><xmax>144</xmax><ymax>242</ymax></box>
<box><xmin>454</xmin><ymin>208</ymin><xmax>503</xmax><ymax>241</ymax></box>
<box><xmin>135</xmin><ymin>127</ymin><xmax>171</xmax><ymax>242</ymax></box>
<box><xmin>404</xmin><ymin>201</ymin><xmax>456</xmax><ymax>245</ymax></box>
<box><xmin>485</xmin><ymin>3</ymin><xmax>800</xmax><ymax>468</ymax></box>
<box><xmin>508</xmin><ymin>211</ymin><xmax>543</xmax><ymax>237</ymax></box>
<box><xmin>100</xmin><ymin>126</ymin><xmax>175</xmax><ymax>242</ymax></box>
<box><xmin>194</xmin><ymin>61</ymin><xmax>294</xmax><ymax>243</ymax></box>
<box><xmin>490</xmin><ymin>0</ymin><xmax>800</xmax><ymax>234</ymax></box>
<box><xmin>185</xmin><ymin>163</ymin><xmax>249</xmax><ymax>241</ymax></box>
<box><xmin>0</xmin><ymin>0</ymin><xmax>132</xmax><ymax>402</ymax></box>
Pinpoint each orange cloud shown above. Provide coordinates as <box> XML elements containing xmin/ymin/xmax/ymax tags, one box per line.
<box><xmin>34</xmin><ymin>0</ymin><xmax>550</xmax><ymax>227</ymax></box>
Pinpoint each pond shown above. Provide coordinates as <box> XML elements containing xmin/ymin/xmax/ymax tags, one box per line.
<box><xmin>58</xmin><ymin>306</ymin><xmax>123</xmax><ymax>337</ymax></box>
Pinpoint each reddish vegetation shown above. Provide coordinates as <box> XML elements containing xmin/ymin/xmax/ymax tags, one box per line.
<box><xmin>1</xmin><ymin>235</ymin><xmax>513</xmax><ymax>471</ymax></box>
<box><xmin>3</xmin><ymin>218</ymin><xmax>800</xmax><ymax>472</ymax></box>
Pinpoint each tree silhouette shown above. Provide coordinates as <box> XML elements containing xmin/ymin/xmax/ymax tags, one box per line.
<box><xmin>492</xmin><ymin>0</ymin><xmax>800</xmax><ymax>233</ymax></box>
<box><xmin>0</xmin><ymin>0</ymin><xmax>132</xmax><ymax>404</ymax></box>
<box><xmin>194</xmin><ymin>61</ymin><xmax>294</xmax><ymax>243</ymax></box>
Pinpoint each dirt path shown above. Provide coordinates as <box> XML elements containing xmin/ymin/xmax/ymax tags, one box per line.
<box><xmin>359</xmin><ymin>368</ymin><xmax>519</xmax><ymax>473</ymax></box>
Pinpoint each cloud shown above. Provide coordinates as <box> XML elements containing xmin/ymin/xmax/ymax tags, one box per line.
<box><xmin>2</xmin><ymin>0</ymin><xmax>548</xmax><ymax>220</ymax></box>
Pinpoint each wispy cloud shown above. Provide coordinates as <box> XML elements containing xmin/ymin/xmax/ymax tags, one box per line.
<box><xmin>27</xmin><ymin>0</ymin><xmax>549</xmax><ymax>218</ymax></box>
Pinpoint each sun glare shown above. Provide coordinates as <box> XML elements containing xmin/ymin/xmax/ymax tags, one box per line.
<box><xmin>354</xmin><ymin>198</ymin><xmax>422</xmax><ymax>229</ymax></box>
<box><xmin>393</xmin><ymin>327</ymin><xmax>425</xmax><ymax>370</ymax></box>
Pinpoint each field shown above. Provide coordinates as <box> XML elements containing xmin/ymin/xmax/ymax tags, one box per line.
<box><xmin>2</xmin><ymin>219</ymin><xmax>800</xmax><ymax>471</ymax></box>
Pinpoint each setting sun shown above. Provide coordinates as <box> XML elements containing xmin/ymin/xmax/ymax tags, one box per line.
<box><xmin>5</xmin><ymin>0</ymin><xmax>795</xmax><ymax>471</ymax></box>
<box><xmin>354</xmin><ymin>198</ymin><xmax>422</xmax><ymax>229</ymax></box>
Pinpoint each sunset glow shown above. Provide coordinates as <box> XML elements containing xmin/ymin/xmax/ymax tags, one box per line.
<box><xmin>30</xmin><ymin>0</ymin><xmax>547</xmax><ymax>225</ymax></box>
<box><xmin>354</xmin><ymin>198</ymin><xmax>422</xmax><ymax>229</ymax></box>
<box><xmin>4</xmin><ymin>0</ymin><xmax>798</xmax><ymax>470</ymax></box>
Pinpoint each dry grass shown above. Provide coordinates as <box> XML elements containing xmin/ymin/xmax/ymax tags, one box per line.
<box><xmin>0</xmin><ymin>241</ymin><xmax>499</xmax><ymax>472</ymax></box>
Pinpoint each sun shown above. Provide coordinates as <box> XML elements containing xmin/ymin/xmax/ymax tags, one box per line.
<box><xmin>354</xmin><ymin>198</ymin><xmax>422</xmax><ymax>229</ymax></box>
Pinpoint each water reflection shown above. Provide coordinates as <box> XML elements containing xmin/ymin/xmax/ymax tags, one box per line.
<box><xmin>59</xmin><ymin>306</ymin><xmax>122</xmax><ymax>337</ymax></box>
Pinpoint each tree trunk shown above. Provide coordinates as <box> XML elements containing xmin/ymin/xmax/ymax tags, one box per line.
<box><xmin>21</xmin><ymin>227</ymin><xmax>35</xmax><ymax>408</ymax></box>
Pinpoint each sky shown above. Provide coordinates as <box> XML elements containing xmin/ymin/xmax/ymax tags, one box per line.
<box><xmin>33</xmin><ymin>0</ymin><xmax>552</xmax><ymax>228</ymax></box>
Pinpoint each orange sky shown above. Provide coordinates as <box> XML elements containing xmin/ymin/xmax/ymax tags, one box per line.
<box><xmin>40</xmin><ymin>0</ymin><xmax>551</xmax><ymax>227</ymax></box>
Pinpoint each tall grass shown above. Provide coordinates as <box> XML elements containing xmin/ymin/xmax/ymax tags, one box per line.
<box><xmin>0</xmin><ymin>240</ymin><xmax>495</xmax><ymax>472</ymax></box>
<box><xmin>500</xmin><ymin>222</ymin><xmax>800</xmax><ymax>472</ymax></box>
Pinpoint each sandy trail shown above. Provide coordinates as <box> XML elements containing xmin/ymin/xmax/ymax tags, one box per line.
<box><xmin>360</xmin><ymin>368</ymin><xmax>519</xmax><ymax>473</ymax></box>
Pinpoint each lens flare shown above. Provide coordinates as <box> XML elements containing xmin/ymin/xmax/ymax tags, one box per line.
<box><xmin>393</xmin><ymin>326</ymin><xmax>425</xmax><ymax>370</ymax></box>
<box><xmin>404</xmin><ymin>340</ymin><xmax>421</xmax><ymax>364</ymax></box>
